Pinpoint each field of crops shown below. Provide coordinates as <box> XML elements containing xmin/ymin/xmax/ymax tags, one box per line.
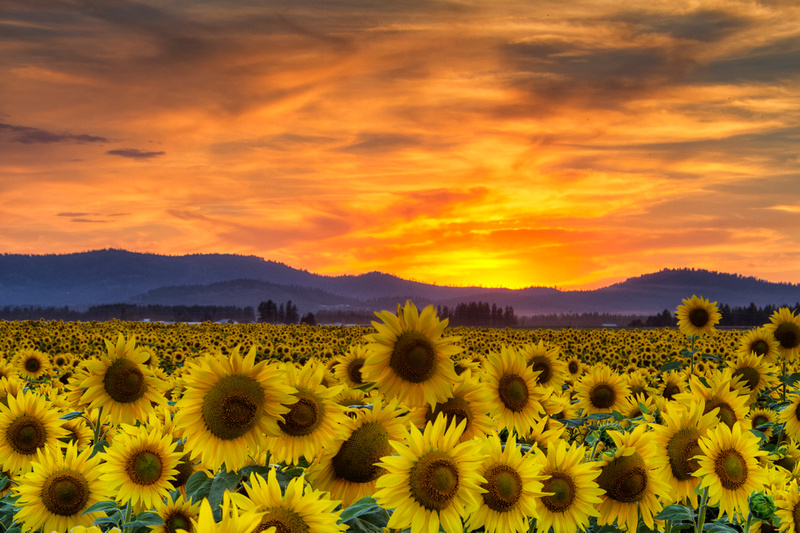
<box><xmin>1</xmin><ymin>297</ymin><xmax>799</xmax><ymax>533</ymax></box>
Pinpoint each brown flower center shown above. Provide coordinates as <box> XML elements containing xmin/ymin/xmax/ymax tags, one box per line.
<box><xmin>714</xmin><ymin>449</ymin><xmax>747</xmax><ymax>490</ymax></box>
<box><xmin>666</xmin><ymin>428</ymin><xmax>702</xmax><ymax>481</ymax></box>
<box><xmin>42</xmin><ymin>470</ymin><xmax>90</xmax><ymax>517</ymax></box>
<box><xmin>498</xmin><ymin>374</ymin><xmax>529</xmax><ymax>412</ymax></box>
<box><xmin>597</xmin><ymin>452</ymin><xmax>648</xmax><ymax>503</ymax></box>
<box><xmin>6</xmin><ymin>414</ymin><xmax>47</xmax><ymax>455</ymax></box>
<box><xmin>482</xmin><ymin>464</ymin><xmax>523</xmax><ymax>512</ymax></box>
<box><xmin>103</xmin><ymin>358</ymin><xmax>147</xmax><ymax>403</ymax></box>
<box><xmin>541</xmin><ymin>471</ymin><xmax>576</xmax><ymax>512</ymax></box>
<box><xmin>590</xmin><ymin>383</ymin><xmax>616</xmax><ymax>409</ymax></box>
<box><xmin>408</xmin><ymin>451</ymin><xmax>460</xmax><ymax>511</ymax></box>
<box><xmin>389</xmin><ymin>331</ymin><xmax>437</xmax><ymax>383</ymax></box>
<box><xmin>331</xmin><ymin>421</ymin><xmax>391</xmax><ymax>483</ymax></box>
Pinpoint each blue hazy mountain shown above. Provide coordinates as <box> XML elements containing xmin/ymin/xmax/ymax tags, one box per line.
<box><xmin>2</xmin><ymin>249</ymin><xmax>799</xmax><ymax>315</ymax></box>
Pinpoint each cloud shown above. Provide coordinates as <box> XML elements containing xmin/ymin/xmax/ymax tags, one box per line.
<box><xmin>0</xmin><ymin>123</ymin><xmax>108</xmax><ymax>144</ymax></box>
<box><xmin>106</xmin><ymin>148</ymin><xmax>165</xmax><ymax>159</ymax></box>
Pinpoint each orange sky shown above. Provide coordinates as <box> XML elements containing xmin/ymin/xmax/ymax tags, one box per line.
<box><xmin>2</xmin><ymin>1</ymin><xmax>800</xmax><ymax>289</ymax></box>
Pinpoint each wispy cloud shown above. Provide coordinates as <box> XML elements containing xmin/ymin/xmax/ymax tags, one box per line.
<box><xmin>0</xmin><ymin>123</ymin><xmax>107</xmax><ymax>144</ymax></box>
<box><xmin>106</xmin><ymin>149</ymin><xmax>165</xmax><ymax>159</ymax></box>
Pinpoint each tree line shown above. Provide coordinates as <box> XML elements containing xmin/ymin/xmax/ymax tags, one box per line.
<box><xmin>437</xmin><ymin>301</ymin><xmax>518</xmax><ymax>327</ymax></box>
<box><xmin>634</xmin><ymin>302</ymin><xmax>800</xmax><ymax>328</ymax></box>
<box><xmin>256</xmin><ymin>300</ymin><xmax>316</xmax><ymax>325</ymax></box>
<box><xmin>0</xmin><ymin>304</ymin><xmax>256</xmax><ymax>323</ymax></box>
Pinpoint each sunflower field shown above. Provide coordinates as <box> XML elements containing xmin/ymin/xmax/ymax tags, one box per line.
<box><xmin>1</xmin><ymin>297</ymin><xmax>800</xmax><ymax>533</ymax></box>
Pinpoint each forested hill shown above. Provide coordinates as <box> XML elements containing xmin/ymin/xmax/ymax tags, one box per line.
<box><xmin>1</xmin><ymin>250</ymin><xmax>799</xmax><ymax>315</ymax></box>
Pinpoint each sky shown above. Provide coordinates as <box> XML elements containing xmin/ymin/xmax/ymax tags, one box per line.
<box><xmin>2</xmin><ymin>0</ymin><xmax>799</xmax><ymax>290</ymax></box>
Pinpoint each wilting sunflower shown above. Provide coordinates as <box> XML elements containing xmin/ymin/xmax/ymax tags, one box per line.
<box><xmin>407</xmin><ymin>370</ymin><xmax>495</xmax><ymax>442</ymax></box>
<box><xmin>765</xmin><ymin>308</ymin><xmax>800</xmax><ymax>361</ymax></box>
<box><xmin>676</xmin><ymin>295</ymin><xmax>722</xmax><ymax>337</ymax></box>
<box><xmin>775</xmin><ymin>479</ymin><xmax>800</xmax><ymax>533</ymax></box>
<box><xmin>779</xmin><ymin>395</ymin><xmax>800</xmax><ymax>440</ymax></box>
<box><xmin>173</xmin><ymin>345</ymin><xmax>297</xmax><ymax>471</ymax></box>
<box><xmin>574</xmin><ymin>364</ymin><xmax>629</xmax><ymax>416</ymax></box>
<box><xmin>153</xmin><ymin>493</ymin><xmax>201</xmax><ymax>533</ymax></box>
<box><xmin>78</xmin><ymin>333</ymin><xmax>168</xmax><ymax>425</ymax></box>
<box><xmin>0</xmin><ymin>390</ymin><xmax>67</xmax><ymax>473</ymax></box>
<box><xmin>467</xmin><ymin>433</ymin><xmax>545</xmax><ymax>533</ymax></box>
<box><xmin>333</xmin><ymin>344</ymin><xmax>370</xmax><ymax>388</ymax></box>
<box><xmin>374</xmin><ymin>416</ymin><xmax>487</xmax><ymax>533</ymax></box>
<box><xmin>694</xmin><ymin>421</ymin><xmax>768</xmax><ymax>520</ymax></box>
<box><xmin>12</xmin><ymin>348</ymin><xmax>52</xmax><ymax>381</ymax></box>
<box><xmin>738</xmin><ymin>327</ymin><xmax>781</xmax><ymax>365</ymax></box>
<box><xmin>484</xmin><ymin>345</ymin><xmax>548</xmax><ymax>434</ymax></box>
<box><xmin>596</xmin><ymin>424</ymin><xmax>671</xmax><ymax>531</ymax></box>
<box><xmin>520</xmin><ymin>341</ymin><xmax>567</xmax><ymax>391</ymax></box>
<box><xmin>100</xmin><ymin>423</ymin><xmax>182</xmax><ymax>511</ymax></box>
<box><xmin>362</xmin><ymin>301</ymin><xmax>462</xmax><ymax>407</ymax></box>
<box><xmin>306</xmin><ymin>398</ymin><xmax>407</xmax><ymax>507</ymax></box>
<box><xmin>533</xmin><ymin>439</ymin><xmax>604</xmax><ymax>533</ymax></box>
<box><xmin>193</xmin><ymin>493</ymin><xmax>263</xmax><ymax>533</ymax></box>
<box><xmin>262</xmin><ymin>361</ymin><xmax>348</xmax><ymax>464</ymax></box>
<box><xmin>238</xmin><ymin>469</ymin><xmax>346</xmax><ymax>533</ymax></box>
<box><xmin>650</xmin><ymin>402</ymin><xmax>719</xmax><ymax>506</ymax></box>
<box><xmin>13</xmin><ymin>443</ymin><xmax>109</xmax><ymax>533</ymax></box>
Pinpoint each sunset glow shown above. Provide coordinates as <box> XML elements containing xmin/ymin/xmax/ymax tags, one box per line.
<box><xmin>2</xmin><ymin>1</ymin><xmax>799</xmax><ymax>289</ymax></box>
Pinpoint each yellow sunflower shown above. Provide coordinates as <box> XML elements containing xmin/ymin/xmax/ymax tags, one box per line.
<box><xmin>306</xmin><ymin>398</ymin><xmax>407</xmax><ymax>507</ymax></box>
<box><xmin>12</xmin><ymin>348</ymin><xmax>52</xmax><ymax>381</ymax></box>
<box><xmin>780</xmin><ymin>394</ymin><xmax>800</xmax><ymax>440</ymax></box>
<box><xmin>13</xmin><ymin>443</ymin><xmax>109</xmax><ymax>533</ymax></box>
<box><xmin>333</xmin><ymin>344</ymin><xmax>370</xmax><ymax>388</ymax></box>
<box><xmin>59</xmin><ymin>417</ymin><xmax>94</xmax><ymax>450</ymax></box>
<box><xmin>573</xmin><ymin>364</ymin><xmax>629</xmax><ymax>416</ymax></box>
<box><xmin>738</xmin><ymin>327</ymin><xmax>781</xmax><ymax>365</ymax></box>
<box><xmin>407</xmin><ymin>369</ymin><xmax>495</xmax><ymax>442</ymax></box>
<box><xmin>173</xmin><ymin>345</ymin><xmax>297</xmax><ymax>471</ymax></box>
<box><xmin>676</xmin><ymin>295</ymin><xmax>722</xmax><ymax>337</ymax></box>
<box><xmin>730</xmin><ymin>351</ymin><xmax>779</xmax><ymax>401</ymax></box>
<box><xmin>516</xmin><ymin>415</ymin><xmax>567</xmax><ymax>455</ymax></box>
<box><xmin>484</xmin><ymin>345</ymin><xmax>548</xmax><ymax>434</ymax></box>
<box><xmin>596</xmin><ymin>424</ymin><xmax>671</xmax><ymax>531</ymax></box>
<box><xmin>520</xmin><ymin>340</ymin><xmax>567</xmax><ymax>391</ymax></box>
<box><xmin>775</xmin><ymin>478</ymin><xmax>800</xmax><ymax>533</ymax></box>
<box><xmin>238</xmin><ymin>469</ymin><xmax>347</xmax><ymax>533</ymax></box>
<box><xmin>694</xmin><ymin>421</ymin><xmax>769</xmax><ymax>520</ymax></box>
<box><xmin>748</xmin><ymin>407</ymin><xmax>778</xmax><ymax>440</ymax></box>
<box><xmin>533</xmin><ymin>439</ymin><xmax>604</xmax><ymax>533</ymax></box>
<box><xmin>78</xmin><ymin>333</ymin><xmax>169</xmax><ymax>425</ymax></box>
<box><xmin>362</xmin><ymin>300</ymin><xmax>462</xmax><ymax>407</ymax></box>
<box><xmin>765</xmin><ymin>308</ymin><xmax>800</xmax><ymax>361</ymax></box>
<box><xmin>650</xmin><ymin>402</ymin><xmax>719</xmax><ymax>506</ymax></box>
<box><xmin>192</xmin><ymin>493</ymin><xmax>263</xmax><ymax>533</ymax></box>
<box><xmin>100</xmin><ymin>423</ymin><xmax>183</xmax><ymax>511</ymax></box>
<box><xmin>564</xmin><ymin>355</ymin><xmax>584</xmax><ymax>383</ymax></box>
<box><xmin>374</xmin><ymin>415</ymin><xmax>488</xmax><ymax>533</ymax></box>
<box><xmin>0</xmin><ymin>390</ymin><xmax>67</xmax><ymax>473</ymax></box>
<box><xmin>153</xmin><ymin>493</ymin><xmax>201</xmax><ymax>533</ymax></box>
<box><xmin>675</xmin><ymin>369</ymin><xmax>751</xmax><ymax>429</ymax></box>
<box><xmin>262</xmin><ymin>361</ymin><xmax>348</xmax><ymax>464</ymax></box>
<box><xmin>467</xmin><ymin>433</ymin><xmax>545</xmax><ymax>533</ymax></box>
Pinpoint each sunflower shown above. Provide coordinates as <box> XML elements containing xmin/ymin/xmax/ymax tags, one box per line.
<box><xmin>596</xmin><ymin>424</ymin><xmax>671</xmax><ymax>531</ymax></box>
<box><xmin>780</xmin><ymin>395</ymin><xmax>800</xmax><ymax>441</ymax></box>
<box><xmin>748</xmin><ymin>407</ymin><xmax>778</xmax><ymax>440</ymax></box>
<box><xmin>738</xmin><ymin>327</ymin><xmax>781</xmax><ymax>365</ymax></box>
<box><xmin>13</xmin><ymin>348</ymin><xmax>52</xmax><ymax>381</ymax></box>
<box><xmin>173</xmin><ymin>345</ymin><xmax>297</xmax><ymax>471</ymax></box>
<box><xmin>574</xmin><ymin>364</ymin><xmax>629</xmax><ymax>416</ymax></box>
<box><xmin>333</xmin><ymin>344</ymin><xmax>370</xmax><ymax>388</ymax></box>
<box><xmin>59</xmin><ymin>417</ymin><xmax>94</xmax><ymax>450</ymax></box>
<box><xmin>374</xmin><ymin>415</ymin><xmax>487</xmax><ymax>533</ymax></box>
<box><xmin>362</xmin><ymin>300</ymin><xmax>462</xmax><ymax>407</ymax></box>
<box><xmin>407</xmin><ymin>370</ymin><xmax>495</xmax><ymax>442</ymax></box>
<box><xmin>516</xmin><ymin>415</ymin><xmax>566</xmax><ymax>455</ymax></box>
<box><xmin>676</xmin><ymin>295</ymin><xmax>722</xmax><ymax>337</ymax></box>
<box><xmin>0</xmin><ymin>390</ymin><xmax>67</xmax><ymax>474</ymax></box>
<box><xmin>730</xmin><ymin>352</ymin><xmax>778</xmax><ymax>401</ymax></box>
<box><xmin>650</xmin><ymin>402</ymin><xmax>719</xmax><ymax>506</ymax></box>
<box><xmin>694</xmin><ymin>421</ymin><xmax>769</xmax><ymax>520</ymax></box>
<box><xmin>520</xmin><ymin>341</ymin><xmax>567</xmax><ymax>391</ymax></box>
<box><xmin>78</xmin><ymin>333</ymin><xmax>169</xmax><ymax>425</ymax></box>
<box><xmin>775</xmin><ymin>479</ymin><xmax>800</xmax><ymax>533</ymax></box>
<box><xmin>153</xmin><ymin>493</ymin><xmax>201</xmax><ymax>533</ymax></box>
<box><xmin>238</xmin><ymin>469</ymin><xmax>346</xmax><ymax>533</ymax></box>
<box><xmin>193</xmin><ymin>493</ymin><xmax>263</xmax><ymax>533</ymax></box>
<box><xmin>12</xmin><ymin>443</ymin><xmax>109</xmax><ymax>533</ymax></box>
<box><xmin>467</xmin><ymin>433</ymin><xmax>545</xmax><ymax>533</ymax></box>
<box><xmin>100</xmin><ymin>423</ymin><xmax>183</xmax><ymax>511</ymax></box>
<box><xmin>533</xmin><ymin>438</ymin><xmax>604</xmax><ymax>533</ymax></box>
<box><xmin>306</xmin><ymin>398</ymin><xmax>407</xmax><ymax>507</ymax></box>
<box><xmin>564</xmin><ymin>355</ymin><xmax>584</xmax><ymax>383</ymax></box>
<box><xmin>262</xmin><ymin>361</ymin><xmax>348</xmax><ymax>464</ymax></box>
<box><xmin>675</xmin><ymin>369</ymin><xmax>751</xmax><ymax>429</ymax></box>
<box><xmin>765</xmin><ymin>308</ymin><xmax>800</xmax><ymax>361</ymax></box>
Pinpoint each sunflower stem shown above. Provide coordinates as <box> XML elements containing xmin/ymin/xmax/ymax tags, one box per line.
<box><xmin>782</xmin><ymin>358</ymin><xmax>787</xmax><ymax>403</ymax></box>
<box><xmin>92</xmin><ymin>406</ymin><xmax>104</xmax><ymax>444</ymax></box>
<box><xmin>695</xmin><ymin>486</ymin><xmax>709</xmax><ymax>533</ymax></box>
<box><xmin>122</xmin><ymin>500</ymin><xmax>132</xmax><ymax>533</ymax></box>
<box><xmin>664</xmin><ymin>518</ymin><xmax>673</xmax><ymax>533</ymax></box>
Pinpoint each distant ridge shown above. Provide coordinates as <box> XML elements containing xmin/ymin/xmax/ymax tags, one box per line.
<box><xmin>1</xmin><ymin>250</ymin><xmax>799</xmax><ymax>315</ymax></box>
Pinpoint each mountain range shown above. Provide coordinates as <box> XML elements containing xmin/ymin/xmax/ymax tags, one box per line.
<box><xmin>2</xmin><ymin>249</ymin><xmax>800</xmax><ymax>315</ymax></box>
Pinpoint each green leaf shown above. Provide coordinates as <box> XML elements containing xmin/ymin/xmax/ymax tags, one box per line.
<box><xmin>778</xmin><ymin>374</ymin><xmax>800</xmax><ymax>386</ymax></box>
<box><xmin>587</xmin><ymin>412</ymin><xmax>613</xmax><ymax>420</ymax></box>
<box><xmin>611</xmin><ymin>410</ymin><xmax>625</xmax><ymax>422</ymax></box>
<box><xmin>131</xmin><ymin>512</ymin><xmax>166</xmax><ymax>526</ymax></box>
<box><xmin>185</xmin><ymin>471</ymin><xmax>212</xmax><ymax>501</ymax></box>
<box><xmin>340</xmin><ymin>498</ymin><xmax>382</xmax><ymax>521</ymax></box>
<box><xmin>92</xmin><ymin>517</ymin><xmax>121</xmax><ymax>527</ymax></box>
<box><xmin>655</xmin><ymin>504</ymin><xmax>696</xmax><ymax>523</ymax></box>
<box><xmin>703</xmin><ymin>521</ymin><xmax>739</xmax><ymax>533</ymax></box>
<box><xmin>59</xmin><ymin>411</ymin><xmax>84</xmax><ymax>421</ymax></box>
<box><xmin>701</xmin><ymin>354</ymin><xmax>724</xmax><ymax>362</ymax></box>
<box><xmin>750</xmin><ymin>429</ymin><xmax>768</xmax><ymax>443</ymax></box>
<box><xmin>82</xmin><ymin>500</ymin><xmax>120</xmax><ymax>516</ymax></box>
<box><xmin>208</xmin><ymin>468</ymin><xmax>242</xmax><ymax>509</ymax></box>
<box><xmin>659</xmin><ymin>361</ymin><xmax>683</xmax><ymax>372</ymax></box>
<box><xmin>89</xmin><ymin>439</ymin><xmax>108</xmax><ymax>459</ymax></box>
<box><xmin>638</xmin><ymin>402</ymin><xmax>650</xmax><ymax>415</ymax></box>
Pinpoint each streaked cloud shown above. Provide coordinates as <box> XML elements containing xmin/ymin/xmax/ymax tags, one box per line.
<box><xmin>106</xmin><ymin>148</ymin><xmax>166</xmax><ymax>159</ymax></box>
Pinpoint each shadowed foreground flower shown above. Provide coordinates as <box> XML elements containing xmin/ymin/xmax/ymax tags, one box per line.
<box><xmin>765</xmin><ymin>308</ymin><xmax>800</xmax><ymax>361</ymax></box>
<box><xmin>694</xmin><ymin>421</ymin><xmax>768</xmax><ymax>520</ymax></box>
<box><xmin>0</xmin><ymin>389</ymin><xmax>67</xmax><ymax>474</ymax></box>
<box><xmin>676</xmin><ymin>295</ymin><xmax>721</xmax><ymax>337</ymax></box>
<box><xmin>374</xmin><ymin>415</ymin><xmax>487</xmax><ymax>533</ymax></box>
